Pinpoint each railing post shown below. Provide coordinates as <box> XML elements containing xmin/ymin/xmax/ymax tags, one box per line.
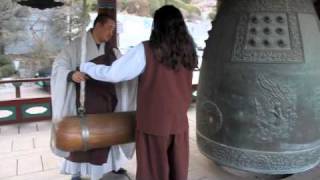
<box><xmin>13</xmin><ymin>83</ymin><xmax>21</xmax><ymax>98</ymax></box>
<box><xmin>12</xmin><ymin>71</ymin><xmax>22</xmax><ymax>98</ymax></box>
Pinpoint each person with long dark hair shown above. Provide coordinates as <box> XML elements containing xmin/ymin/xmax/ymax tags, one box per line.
<box><xmin>80</xmin><ymin>5</ymin><xmax>198</xmax><ymax>180</ymax></box>
<box><xmin>315</xmin><ymin>0</ymin><xmax>320</xmax><ymax>19</ymax></box>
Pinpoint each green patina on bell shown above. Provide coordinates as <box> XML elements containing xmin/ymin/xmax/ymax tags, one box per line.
<box><xmin>197</xmin><ymin>0</ymin><xmax>320</xmax><ymax>174</ymax></box>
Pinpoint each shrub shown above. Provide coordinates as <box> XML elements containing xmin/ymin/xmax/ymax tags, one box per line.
<box><xmin>0</xmin><ymin>55</ymin><xmax>15</xmax><ymax>78</ymax></box>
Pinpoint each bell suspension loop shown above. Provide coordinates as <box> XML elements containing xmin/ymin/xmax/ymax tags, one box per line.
<box><xmin>78</xmin><ymin>0</ymin><xmax>90</xmax><ymax>151</ymax></box>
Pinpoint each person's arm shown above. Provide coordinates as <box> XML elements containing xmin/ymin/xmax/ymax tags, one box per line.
<box><xmin>52</xmin><ymin>41</ymin><xmax>87</xmax><ymax>84</ymax></box>
<box><xmin>51</xmin><ymin>45</ymin><xmax>74</xmax><ymax>82</ymax></box>
<box><xmin>80</xmin><ymin>43</ymin><xmax>145</xmax><ymax>83</ymax></box>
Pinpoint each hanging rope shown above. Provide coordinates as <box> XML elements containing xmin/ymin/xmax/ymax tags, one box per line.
<box><xmin>79</xmin><ymin>0</ymin><xmax>90</xmax><ymax>151</ymax></box>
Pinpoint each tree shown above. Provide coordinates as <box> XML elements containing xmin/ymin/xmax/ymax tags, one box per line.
<box><xmin>47</xmin><ymin>0</ymin><xmax>90</xmax><ymax>44</ymax></box>
<box><xmin>119</xmin><ymin>0</ymin><xmax>201</xmax><ymax>18</ymax></box>
<box><xmin>26</xmin><ymin>0</ymin><xmax>89</xmax><ymax>59</ymax></box>
<box><xmin>0</xmin><ymin>0</ymin><xmax>30</xmax><ymax>54</ymax></box>
<box><xmin>0</xmin><ymin>55</ymin><xmax>15</xmax><ymax>78</ymax></box>
<box><xmin>26</xmin><ymin>0</ymin><xmax>90</xmax><ymax>69</ymax></box>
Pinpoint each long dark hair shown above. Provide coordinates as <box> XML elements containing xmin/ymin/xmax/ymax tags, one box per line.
<box><xmin>149</xmin><ymin>5</ymin><xmax>198</xmax><ymax>70</ymax></box>
<box><xmin>315</xmin><ymin>0</ymin><xmax>320</xmax><ymax>19</ymax></box>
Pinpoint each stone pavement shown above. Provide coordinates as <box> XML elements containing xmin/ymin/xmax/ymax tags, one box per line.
<box><xmin>0</xmin><ymin>104</ymin><xmax>320</xmax><ymax>180</ymax></box>
<box><xmin>0</xmin><ymin>85</ymin><xmax>50</xmax><ymax>101</ymax></box>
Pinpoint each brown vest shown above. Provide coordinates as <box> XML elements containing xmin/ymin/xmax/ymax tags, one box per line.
<box><xmin>70</xmin><ymin>43</ymin><xmax>117</xmax><ymax>165</ymax></box>
<box><xmin>136</xmin><ymin>42</ymin><xmax>193</xmax><ymax>136</ymax></box>
<box><xmin>76</xmin><ymin>42</ymin><xmax>117</xmax><ymax>114</ymax></box>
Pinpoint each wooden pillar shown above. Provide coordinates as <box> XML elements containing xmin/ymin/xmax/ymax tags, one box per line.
<box><xmin>97</xmin><ymin>0</ymin><xmax>117</xmax><ymax>47</ymax></box>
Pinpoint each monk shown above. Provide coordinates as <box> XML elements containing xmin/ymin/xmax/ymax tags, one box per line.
<box><xmin>51</xmin><ymin>14</ymin><xmax>137</xmax><ymax>180</ymax></box>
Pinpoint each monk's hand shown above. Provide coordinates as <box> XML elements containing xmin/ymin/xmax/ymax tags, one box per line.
<box><xmin>71</xmin><ymin>71</ymin><xmax>87</xmax><ymax>83</ymax></box>
<box><xmin>113</xmin><ymin>48</ymin><xmax>122</xmax><ymax>58</ymax></box>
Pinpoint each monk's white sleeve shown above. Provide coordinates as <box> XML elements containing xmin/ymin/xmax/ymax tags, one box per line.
<box><xmin>80</xmin><ymin>43</ymin><xmax>145</xmax><ymax>83</ymax></box>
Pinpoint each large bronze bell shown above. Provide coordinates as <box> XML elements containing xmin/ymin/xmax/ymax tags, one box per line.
<box><xmin>197</xmin><ymin>0</ymin><xmax>320</xmax><ymax>174</ymax></box>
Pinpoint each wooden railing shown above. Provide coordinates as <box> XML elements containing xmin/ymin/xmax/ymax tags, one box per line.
<box><xmin>0</xmin><ymin>77</ymin><xmax>199</xmax><ymax>125</ymax></box>
<box><xmin>0</xmin><ymin>78</ymin><xmax>51</xmax><ymax>125</ymax></box>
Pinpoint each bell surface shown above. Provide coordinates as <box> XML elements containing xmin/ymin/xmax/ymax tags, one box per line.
<box><xmin>197</xmin><ymin>0</ymin><xmax>320</xmax><ymax>174</ymax></box>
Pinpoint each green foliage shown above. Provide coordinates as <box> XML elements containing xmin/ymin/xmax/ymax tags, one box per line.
<box><xmin>29</xmin><ymin>38</ymin><xmax>55</xmax><ymax>69</ymax></box>
<box><xmin>0</xmin><ymin>55</ymin><xmax>11</xmax><ymax>66</ymax></box>
<box><xmin>208</xmin><ymin>6</ymin><xmax>218</xmax><ymax>20</ymax></box>
<box><xmin>0</xmin><ymin>0</ymin><xmax>30</xmax><ymax>54</ymax></box>
<box><xmin>86</xmin><ymin>0</ymin><xmax>98</xmax><ymax>11</ymax></box>
<box><xmin>181</xmin><ymin>0</ymin><xmax>191</xmax><ymax>4</ymax></box>
<box><xmin>167</xmin><ymin>0</ymin><xmax>201</xmax><ymax>15</ymax></box>
<box><xmin>149</xmin><ymin>0</ymin><xmax>165</xmax><ymax>15</ymax></box>
<box><xmin>118</xmin><ymin>0</ymin><xmax>129</xmax><ymax>11</ymax></box>
<box><xmin>0</xmin><ymin>64</ymin><xmax>15</xmax><ymax>78</ymax></box>
<box><xmin>47</xmin><ymin>0</ymin><xmax>90</xmax><ymax>44</ymax></box>
<box><xmin>119</xmin><ymin>0</ymin><xmax>201</xmax><ymax>17</ymax></box>
<box><xmin>0</xmin><ymin>55</ymin><xmax>15</xmax><ymax>78</ymax></box>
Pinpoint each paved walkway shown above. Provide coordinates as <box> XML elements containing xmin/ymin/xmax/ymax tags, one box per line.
<box><xmin>0</xmin><ymin>104</ymin><xmax>320</xmax><ymax>180</ymax></box>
